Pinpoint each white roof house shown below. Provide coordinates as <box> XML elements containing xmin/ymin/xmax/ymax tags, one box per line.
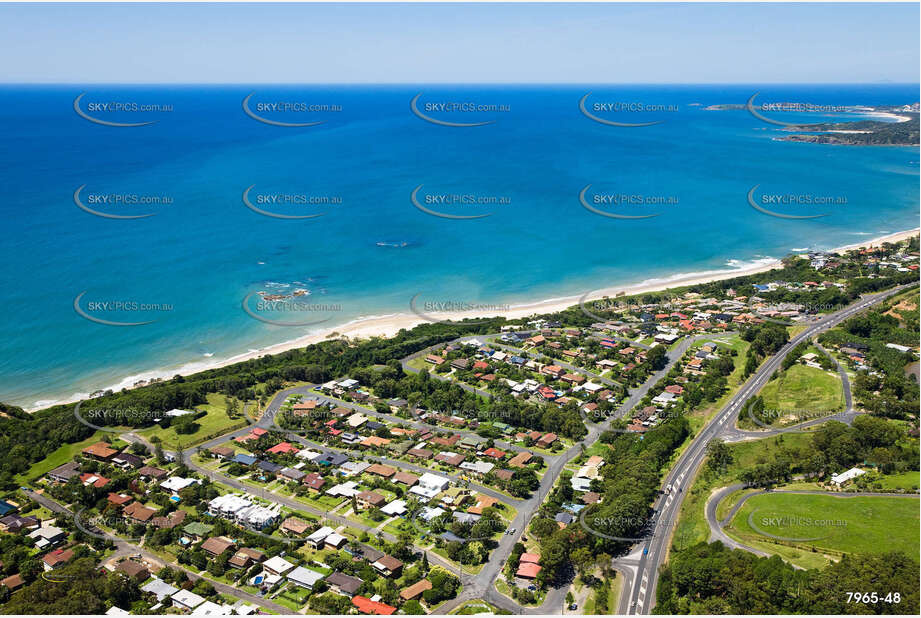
<box><xmin>346</xmin><ymin>413</ymin><xmax>368</xmax><ymax>428</ymax></box>
<box><xmin>306</xmin><ymin>526</ymin><xmax>334</xmax><ymax>547</ymax></box>
<box><xmin>830</xmin><ymin>467</ymin><xmax>866</xmax><ymax>486</ymax></box>
<box><xmin>142</xmin><ymin>578</ymin><xmax>179</xmax><ymax>601</ymax></box>
<box><xmin>105</xmin><ymin>607</ymin><xmax>130</xmax><ymax>616</ymax></box>
<box><xmin>381</xmin><ymin>499</ymin><xmax>407</xmax><ymax>516</ymax></box>
<box><xmin>571</xmin><ymin>476</ymin><xmax>592</xmax><ymax>492</ymax></box>
<box><xmin>161</xmin><ymin>476</ymin><xmax>200</xmax><ymax>492</ymax></box>
<box><xmin>172</xmin><ymin>589</ymin><xmax>206</xmax><ymax>610</ymax></box>
<box><xmin>328</xmin><ymin>480</ymin><xmax>360</xmax><ymax>497</ymax></box>
<box><xmin>410</xmin><ymin>472</ymin><xmax>451</xmax><ymax>501</ymax></box>
<box><xmin>262</xmin><ymin>556</ymin><xmax>295</xmax><ymax>576</ymax></box>
<box><xmin>338</xmin><ymin>378</ymin><xmax>359</xmax><ymax>389</ymax></box>
<box><xmin>460</xmin><ymin>461</ymin><xmax>494</xmax><ymax>475</ymax></box>
<box><xmin>420</xmin><ymin>506</ymin><xmax>446</xmax><ymax>521</ymax></box>
<box><xmin>296</xmin><ymin>449</ymin><xmax>323</xmax><ymax>461</ymax></box>
<box><xmin>287</xmin><ymin>566</ymin><xmax>326</xmax><ymax>589</ymax></box>
<box><xmin>339</xmin><ymin>461</ymin><xmax>370</xmax><ymax>476</ymax></box>
<box><xmin>324</xmin><ymin>532</ymin><xmax>347</xmax><ymax>548</ymax></box>
<box><xmin>192</xmin><ymin>601</ymin><xmax>231</xmax><ymax>615</ymax></box>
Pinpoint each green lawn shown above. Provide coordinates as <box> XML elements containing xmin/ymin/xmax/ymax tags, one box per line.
<box><xmin>671</xmin><ymin>432</ymin><xmax>814</xmax><ymax>552</ymax></box>
<box><xmin>451</xmin><ymin>599</ymin><xmax>504</xmax><ymax>615</ymax></box>
<box><xmin>726</xmin><ymin>492</ymin><xmax>920</xmax><ymax>569</ymax></box>
<box><xmin>138</xmin><ymin>393</ymin><xmax>247</xmax><ymax>449</ymax></box>
<box><xmin>17</xmin><ymin>431</ymin><xmax>106</xmax><ymax>484</ymax></box>
<box><xmin>872</xmin><ymin>470</ymin><xmax>920</xmax><ymax>491</ymax></box>
<box><xmin>758</xmin><ymin>364</ymin><xmax>845</xmax><ymax>419</ymax></box>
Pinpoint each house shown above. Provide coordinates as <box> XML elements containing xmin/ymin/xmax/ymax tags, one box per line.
<box><xmin>208</xmin><ymin>446</ymin><xmax>235</xmax><ymax>460</ymax></box>
<box><xmin>407</xmin><ymin>447</ymin><xmax>433</xmax><ymax>459</ymax></box>
<box><xmin>400</xmin><ymin>579</ymin><xmax>433</xmax><ymax>601</ymax></box>
<box><xmin>262</xmin><ymin>555</ymin><xmax>295</xmax><ymax>576</ymax></box>
<box><xmin>116</xmin><ymin>560</ymin><xmax>150</xmax><ymax>582</ymax></box>
<box><xmin>0</xmin><ymin>515</ymin><xmax>38</xmax><ymax>533</ymax></box>
<box><xmin>201</xmin><ymin>536</ymin><xmax>235</xmax><ymax>557</ymax></box>
<box><xmin>352</xmin><ymin>596</ymin><xmax>396</xmax><ymax>615</ymax></box>
<box><xmin>555</xmin><ymin>512</ymin><xmax>574</xmax><ymax>526</ymax></box>
<box><xmin>326</xmin><ymin>571</ymin><xmax>362</xmax><ymax>596</ymax></box>
<box><xmin>257</xmin><ymin>460</ymin><xmax>283</xmax><ymax>476</ymax></box>
<box><xmin>82</xmin><ymin>441</ymin><xmax>118</xmax><ymax>461</ymax></box>
<box><xmin>137</xmin><ymin>466</ymin><xmax>168</xmax><ymax>480</ymax></box>
<box><xmin>267</xmin><ymin>442</ymin><xmax>299</xmax><ymax>455</ymax></box>
<box><xmin>306</xmin><ymin>526</ymin><xmax>335</xmax><ymax>549</ymax></box>
<box><xmin>831</xmin><ymin>467</ymin><xmax>866</xmax><ymax>486</ymax></box>
<box><xmin>151</xmin><ymin>510</ymin><xmax>187</xmax><ymax>530</ymax></box>
<box><xmin>29</xmin><ymin>525</ymin><xmax>66</xmax><ymax>549</ymax></box>
<box><xmin>581</xmin><ymin>491</ymin><xmax>601</xmax><ymax>505</ymax></box>
<box><xmin>0</xmin><ymin>574</ymin><xmax>23</xmax><ymax>592</ymax></box>
<box><xmin>47</xmin><ymin>461</ymin><xmax>81</xmax><ymax>483</ymax></box>
<box><xmin>279</xmin><ymin>467</ymin><xmax>306</xmax><ymax>483</ymax></box>
<box><xmin>425</xmin><ymin>354</ymin><xmax>445</xmax><ymax>365</ymax></box>
<box><xmin>107</xmin><ymin>493</ymin><xmax>134</xmax><ymax>507</ymax></box>
<box><xmin>460</xmin><ymin>461</ymin><xmax>494</xmax><ymax>476</ymax></box>
<box><xmin>171</xmin><ymin>589</ymin><xmax>206</xmax><ymax>612</ymax></box>
<box><xmin>451</xmin><ymin>358</ymin><xmax>469</xmax><ymax>370</ymax></box>
<box><xmin>79</xmin><ymin>472</ymin><xmax>110</xmax><ymax>488</ymax></box>
<box><xmin>381</xmin><ymin>499</ymin><xmax>407</xmax><ymax>516</ymax></box>
<box><xmin>537</xmin><ymin>433</ymin><xmax>558</xmax><ymax>448</ymax></box>
<box><xmin>360</xmin><ymin>436</ymin><xmax>391</xmax><ymax>448</ymax></box>
<box><xmin>228</xmin><ymin>547</ymin><xmax>265</xmax><ymax>569</ymax></box>
<box><xmin>459</xmin><ymin>435</ymin><xmax>487</xmax><ymax>450</ymax></box>
<box><xmin>410</xmin><ymin>472</ymin><xmax>451</xmax><ymax>501</ymax></box>
<box><xmin>287</xmin><ymin>566</ymin><xmax>325</xmax><ymax>589</ymax></box>
<box><xmin>393</xmin><ymin>471</ymin><xmax>419</xmax><ymax>486</ymax></box>
<box><xmin>508</xmin><ymin>452</ymin><xmax>532</xmax><ymax>468</ymax></box>
<box><xmin>302</xmin><ymin>472</ymin><xmax>326</xmax><ymax>493</ymax></box>
<box><xmin>434</xmin><ymin>452</ymin><xmax>465</xmax><ymax>466</ymax></box>
<box><xmin>467</xmin><ymin>495</ymin><xmax>500</xmax><ymax>515</ymax></box>
<box><xmin>280</xmin><ymin>517</ymin><xmax>310</xmax><ymax>535</ymax></box>
<box><xmin>112</xmin><ymin>452</ymin><xmax>144</xmax><ymax>469</ymax></box>
<box><xmin>123</xmin><ymin>502</ymin><xmax>157</xmax><ymax>524</ymax></box>
<box><xmin>494</xmin><ymin>469</ymin><xmax>514</xmax><ymax>482</ymax></box>
<box><xmin>367</xmin><ymin>463</ymin><xmax>396</xmax><ymax>478</ymax></box>
<box><xmin>516</xmin><ymin>562</ymin><xmax>542</xmax><ymax>579</ymax></box>
<box><xmin>372</xmin><ymin>555</ymin><xmax>403</xmax><ymax>577</ymax></box>
<box><xmin>356</xmin><ymin>491</ymin><xmax>387</xmax><ymax>510</ymax></box>
<box><xmin>665</xmin><ymin>384</ymin><xmax>684</xmax><ymax>395</ymax></box>
<box><xmin>141</xmin><ymin>578</ymin><xmax>179</xmax><ymax>602</ymax></box>
<box><xmin>160</xmin><ymin>476</ymin><xmax>199</xmax><ymax>493</ymax></box>
<box><xmin>42</xmin><ymin>548</ymin><xmax>74</xmax><ymax>570</ymax></box>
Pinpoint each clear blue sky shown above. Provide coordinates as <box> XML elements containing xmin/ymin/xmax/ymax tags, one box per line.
<box><xmin>0</xmin><ymin>2</ymin><xmax>918</xmax><ymax>83</ymax></box>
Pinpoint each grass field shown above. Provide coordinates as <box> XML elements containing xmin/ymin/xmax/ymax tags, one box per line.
<box><xmin>16</xmin><ymin>430</ymin><xmax>107</xmax><ymax>484</ymax></box>
<box><xmin>725</xmin><ymin>492</ymin><xmax>920</xmax><ymax>569</ymax></box>
<box><xmin>758</xmin><ymin>363</ymin><xmax>844</xmax><ymax>417</ymax></box>
<box><xmin>138</xmin><ymin>393</ymin><xmax>247</xmax><ymax>448</ymax></box>
<box><xmin>671</xmin><ymin>432</ymin><xmax>815</xmax><ymax>552</ymax></box>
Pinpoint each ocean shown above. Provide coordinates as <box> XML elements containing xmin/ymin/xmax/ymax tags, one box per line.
<box><xmin>0</xmin><ymin>84</ymin><xmax>917</xmax><ymax>409</ymax></box>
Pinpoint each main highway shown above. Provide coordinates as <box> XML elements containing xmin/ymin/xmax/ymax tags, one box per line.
<box><xmin>617</xmin><ymin>284</ymin><xmax>911</xmax><ymax>615</ymax></box>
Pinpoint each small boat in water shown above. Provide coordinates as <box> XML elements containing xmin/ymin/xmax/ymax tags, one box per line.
<box><xmin>376</xmin><ymin>241</ymin><xmax>409</xmax><ymax>248</ymax></box>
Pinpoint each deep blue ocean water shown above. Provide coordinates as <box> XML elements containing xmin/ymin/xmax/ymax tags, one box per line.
<box><xmin>0</xmin><ymin>84</ymin><xmax>917</xmax><ymax>408</ymax></box>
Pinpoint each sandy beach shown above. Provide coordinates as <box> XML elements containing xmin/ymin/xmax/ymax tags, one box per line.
<box><xmin>29</xmin><ymin>228</ymin><xmax>919</xmax><ymax>412</ymax></box>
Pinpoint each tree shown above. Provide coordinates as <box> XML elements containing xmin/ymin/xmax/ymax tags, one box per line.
<box><xmin>705</xmin><ymin>439</ymin><xmax>733</xmax><ymax>473</ymax></box>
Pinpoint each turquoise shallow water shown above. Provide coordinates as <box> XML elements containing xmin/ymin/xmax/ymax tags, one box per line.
<box><xmin>0</xmin><ymin>84</ymin><xmax>917</xmax><ymax>408</ymax></box>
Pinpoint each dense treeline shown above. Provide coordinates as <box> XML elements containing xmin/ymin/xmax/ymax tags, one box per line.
<box><xmin>655</xmin><ymin>542</ymin><xmax>919</xmax><ymax>614</ymax></box>
<box><xmin>733</xmin><ymin>414</ymin><xmax>918</xmax><ymax>486</ymax></box>
<box><xmin>740</xmin><ymin>322</ymin><xmax>790</xmax><ymax>377</ymax></box>
<box><xmin>521</xmin><ymin>417</ymin><xmax>691</xmax><ymax>591</ymax></box>
<box><xmin>0</xmin><ymin>320</ymin><xmax>502</xmax><ymax>487</ymax></box>
<box><xmin>0</xmin><ymin>557</ymin><xmax>144</xmax><ymax>614</ymax></box>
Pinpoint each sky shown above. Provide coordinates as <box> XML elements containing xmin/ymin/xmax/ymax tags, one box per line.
<box><xmin>0</xmin><ymin>2</ymin><xmax>918</xmax><ymax>83</ymax></box>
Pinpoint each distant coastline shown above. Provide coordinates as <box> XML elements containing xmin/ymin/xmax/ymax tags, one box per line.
<box><xmin>27</xmin><ymin>227</ymin><xmax>920</xmax><ymax>413</ymax></box>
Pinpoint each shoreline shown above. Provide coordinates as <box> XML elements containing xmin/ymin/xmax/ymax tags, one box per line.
<box><xmin>26</xmin><ymin>227</ymin><xmax>919</xmax><ymax>412</ymax></box>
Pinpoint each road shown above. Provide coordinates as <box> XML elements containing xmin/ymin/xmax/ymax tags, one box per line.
<box><xmin>434</xmin><ymin>332</ymin><xmax>719</xmax><ymax>615</ymax></box>
<box><xmin>23</xmin><ymin>489</ymin><xmax>292</xmax><ymax>614</ymax></box>
<box><xmin>619</xmin><ymin>284</ymin><xmax>911</xmax><ymax>615</ymax></box>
